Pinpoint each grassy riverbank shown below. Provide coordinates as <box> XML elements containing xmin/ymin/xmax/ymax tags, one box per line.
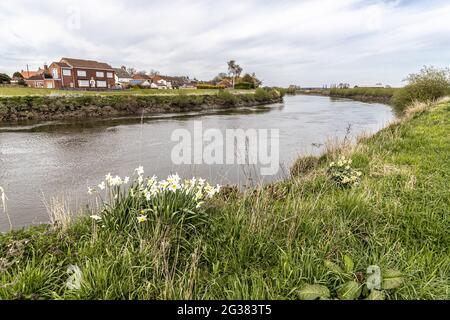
<box><xmin>0</xmin><ymin>87</ymin><xmax>254</xmax><ymax>97</ymax></box>
<box><xmin>0</xmin><ymin>88</ymin><xmax>282</xmax><ymax>122</ymax></box>
<box><xmin>300</xmin><ymin>87</ymin><xmax>398</xmax><ymax>109</ymax></box>
<box><xmin>1</xmin><ymin>98</ymin><xmax>448</xmax><ymax>300</ymax></box>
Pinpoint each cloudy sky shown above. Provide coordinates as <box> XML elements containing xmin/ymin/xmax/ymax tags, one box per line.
<box><xmin>1</xmin><ymin>0</ymin><xmax>449</xmax><ymax>86</ymax></box>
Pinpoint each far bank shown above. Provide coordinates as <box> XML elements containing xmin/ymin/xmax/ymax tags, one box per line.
<box><xmin>0</xmin><ymin>89</ymin><xmax>283</xmax><ymax>123</ymax></box>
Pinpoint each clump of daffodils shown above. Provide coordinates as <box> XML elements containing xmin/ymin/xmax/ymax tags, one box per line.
<box><xmin>328</xmin><ymin>156</ymin><xmax>362</xmax><ymax>187</ymax></box>
<box><xmin>87</xmin><ymin>167</ymin><xmax>220</xmax><ymax>229</ymax></box>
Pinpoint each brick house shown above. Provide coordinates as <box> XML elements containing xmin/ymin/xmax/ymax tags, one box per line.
<box><xmin>47</xmin><ymin>58</ymin><xmax>115</xmax><ymax>89</ymax></box>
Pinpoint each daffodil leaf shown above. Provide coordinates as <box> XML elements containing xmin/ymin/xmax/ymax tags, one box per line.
<box><xmin>325</xmin><ymin>260</ymin><xmax>344</xmax><ymax>275</ymax></box>
<box><xmin>343</xmin><ymin>255</ymin><xmax>354</xmax><ymax>273</ymax></box>
<box><xmin>337</xmin><ymin>281</ymin><xmax>362</xmax><ymax>300</ymax></box>
<box><xmin>298</xmin><ymin>284</ymin><xmax>330</xmax><ymax>300</ymax></box>
<box><xmin>366</xmin><ymin>290</ymin><xmax>386</xmax><ymax>300</ymax></box>
<box><xmin>382</xmin><ymin>269</ymin><xmax>404</xmax><ymax>290</ymax></box>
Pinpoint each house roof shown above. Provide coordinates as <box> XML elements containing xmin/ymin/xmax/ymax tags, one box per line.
<box><xmin>60</xmin><ymin>58</ymin><xmax>113</xmax><ymax>70</ymax></box>
<box><xmin>21</xmin><ymin>70</ymin><xmax>42</xmax><ymax>79</ymax></box>
<box><xmin>132</xmin><ymin>74</ymin><xmax>152</xmax><ymax>80</ymax></box>
<box><xmin>26</xmin><ymin>75</ymin><xmax>44</xmax><ymax>81</ymax></box>
<box><xmin>113</xmin><ymin>67</ymin><xmax>132</xmax><ymax>78</ymax></box>
<box><xmin>51</xmin><ymin>62</ymin><xmax>71</xmax><ymax>68</ymax></box>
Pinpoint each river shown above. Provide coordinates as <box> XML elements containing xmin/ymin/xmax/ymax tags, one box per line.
<box><xmin>0</xmin><ymin>95</ymin><xmax>394</xmax><ymax>230</ymax></box>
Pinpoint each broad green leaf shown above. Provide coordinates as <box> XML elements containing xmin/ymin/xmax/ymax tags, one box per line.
<box><xmin>298</xmin><ymin>284</ymin><xmax>330</xmax><ymax>300</ymax></box>
<box><xmin>337</xmin><ymin>281</ymin><xmax>362</xmax><ymax>300</ymax></box>
<box><xmin>366</xmin><ymin>290</ymin><xmax>386</xmax><ymax>300</ymax></box>
<box><xmin>382</xmin><ymin>269</ymin><xmax>404</xmax><ymax>290</ymax></box>
<box><xmin>343</xmin><ymin>255</ymin><xmax>354</xmax><ymax>273</ymax></box>
<box><xmin>325</xmin><ymin>260</ymin><xmax>344</xmax><ymax>275</ymax></box>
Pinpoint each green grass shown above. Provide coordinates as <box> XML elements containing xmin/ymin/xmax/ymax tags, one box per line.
<box><xmin>1</xmin><ymin>100</ymin><xmax>449</xmax><ymax>300</ymax></box>
<box><xmin>0</xmin><ymin>87</ymin><xmax>255</xmax><ymax>97</ymax></box>
<box><xmin>329</xmin><ymin>87</ymin><xmax>398</xmax><ymax>98</ymax></box>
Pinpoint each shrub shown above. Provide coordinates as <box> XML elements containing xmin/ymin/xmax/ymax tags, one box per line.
<box><xmin>217</xmin><ymin>90</ymin><xmax>238</xmax><ymax>105</ymax></box>
<box><xmin>234</xmin><ymin>82</ymin><xmax>254</xmax><ymax>90</ymax></box>
<box><xmin>0</xmin><ymin>73</ymin><xmax>11</xmax><ymax>84</ymax></box>
<box><xmin>328</xmin><ymin>156</ymin><xmax>362</xmax><ymax>187</ymax></box>
<box><xmin>392</xmin><ymin>66</ymin><xmax>450</xmax><ymax>112</ymax></box>
<box><xmin>196</xmin><ymin>84</ymin><xmax>225</xmax><ymax>90</ymax></box>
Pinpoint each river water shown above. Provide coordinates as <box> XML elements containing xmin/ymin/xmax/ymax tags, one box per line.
<box><xmin>0</xmin><ymin>95</ymin><xmax>394</xmax><ymax>230</ymax></box>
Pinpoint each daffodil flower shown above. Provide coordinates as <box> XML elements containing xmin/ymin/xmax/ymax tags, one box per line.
<box><xmin>137</xmin><ymin>215</ymin><xmax>148</xmax><ymax>223</ymax></box>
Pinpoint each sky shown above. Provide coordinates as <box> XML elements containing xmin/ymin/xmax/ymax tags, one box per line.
<box><xmin>1</xmin><ymin>0</ymin><xmax>450</xmax><ymax>87</ymax></box>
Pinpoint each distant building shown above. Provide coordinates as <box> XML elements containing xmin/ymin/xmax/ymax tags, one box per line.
<box><xmin>41</xmin><ymin>57</ymin><xmax>116</xmax><ymax>89</ymax></box>
<box><xmin>113</xmin><ymin>66</ymin><xmax>133</xmax><ymax>85</ymax></box>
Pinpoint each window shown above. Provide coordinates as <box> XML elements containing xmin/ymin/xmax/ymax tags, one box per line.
<box><xmin>78</xmin><ymin>80</ymin><xmax>89</xmax><ymax>87</ymax></box>
<box><xmin>77</xmin><ymin>70</ymin><xmax>87</xmax><ymax>77</ymax></box>
<box><xmin>96</xmin><ymin>71</ymin><xmax>104</xmax><ymax>78</ymax></box>
<box><xmin>107</xmin><ymin>72</ymin><xmax>113</xmax><ymax>78</ymax></box>
<box><xmin>96</xmin><ymin>80</ymin><xmax>107</xmax><ymax>88</ymax></box>
<box><xmin>52</xmin><ymin>69</ymin><xmax>59</xmax><ymax>79</ymax></box>
<box><xmin>62</xmin><ymin>69</ymin><xmax>71</xmax><ymax>76</ymax></box>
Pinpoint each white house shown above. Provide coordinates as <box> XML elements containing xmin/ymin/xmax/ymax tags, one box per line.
<box><xmin>113</xmin><ymin>66</ymin><xmax>133</xmax><ymax>85</ymax></box>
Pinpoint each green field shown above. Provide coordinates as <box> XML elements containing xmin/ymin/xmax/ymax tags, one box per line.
<box><xmin>0</xmin><ymin>87</ymin><xmax>254</xmax><ymax>97</ymax></box>
<box><xmin>0</xmin><ymin>99</ymin><xmax>449</xmax><ymax>300</ymax></box>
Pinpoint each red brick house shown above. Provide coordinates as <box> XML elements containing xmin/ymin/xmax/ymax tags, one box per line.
<box><xmin>47</xmin><ymin>58</ymin><xmax>116</xmax><ymax>89</ymax></box>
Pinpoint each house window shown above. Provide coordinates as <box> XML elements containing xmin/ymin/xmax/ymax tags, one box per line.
<box><xmin>52</xmin><ymin>69</ymin><xmax>59</xmax><ymax>79</ymax></box>
<box><xmin>78</xmin><ymin>80</ymin><xmax>89</xmax><ymax>87</ymax></box>
<box><xmin>62</xmin><ymin>69</ymin><xmax>71</xmax><ymax>76</ymax></box>
<box><xmin>36</xmin><ymin>81</ymin><xmax>44</xmax><ymax>88</ymax></box>
<box><xmin>107</xmin><ymin>72</ymin><xmax>113</xmax><ymax>78</ymax></box>
<box><xmin>96</xmin><ymin>80</ymin><xmax>107</xmax><ymax>88</ymax></box>
<box><xmin>77</xmin><ymin>70</ymin><xmax>87</xmax><ymax>77</ymax></box>
<box><xmin>96</xmin><ymin>71</ymin><xmax>105</xmax><ymax>78</ymax></box>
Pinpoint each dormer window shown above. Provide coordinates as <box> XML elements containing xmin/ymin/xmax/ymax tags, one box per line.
<box><xmin>77</xmin><ymin>70</ymin><xmax>87</xmax><ymax>77</ymax></box>
<box><xmin>96</xmin><ymin>71</ymin><xmax>105</xmax><ymax>77</ymax></box>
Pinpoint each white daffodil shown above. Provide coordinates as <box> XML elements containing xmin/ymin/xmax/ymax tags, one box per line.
<box><xmin>87</xmin><ymin>187</ymin><xmax>94</xmax><ymax>195</ymax></box>
<box><xmin>137</xmin><ymin>215</ymin><xmax>148</xmax><ymax>223</ymax></box>
<box><xmin>90</xmin><ymin>215</ymin><xmax>102</xmax><ymax>221</ymax></box>
<box><xmin>135</xmin><ymin>166</ymin><xmax>144</xmax><ymax>176</ymax></box>
<box><xmin>196</xmin><ymin>201</ymin><xmax>205</xmax><ymax>209</ymax></box>
<box><xmin>124</xmin><ymin>176</ymin><xmax>130</xmax><ymax>184</ymax></box>
<box><xmin>98</xmin><ymin>181</ymin><xmax>106</xmax><ymax>190</ymax></box>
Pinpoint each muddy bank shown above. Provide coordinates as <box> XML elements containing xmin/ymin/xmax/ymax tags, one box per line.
<box><xmin>0</xmin><ymin>92</ymin><xmax>283</xmax><ymax>123</ymax></box>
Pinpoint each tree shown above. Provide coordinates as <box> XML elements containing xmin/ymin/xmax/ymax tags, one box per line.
<box><xmin>13</xmin><ymin>71</ymin><xmax>23</xmax><ymax>79</ymax></box>
<box><xmin>126</xmin><ymin>67</ymin><xmax>137</xmax><ymax>76</ymax></box>
<box><xmin>227</xmin><ymin>60</ymin><xmax>243</xmax><ymax>89</ymax></box>
<box><xmin>393</xmin><ymin>65</ymin><xmax>450</xmax><ymax>111</ymax></box>
<box><xmin>0</xmin><ymin>73</ymin><xmax>11</xmax><ymax>84</ymax></box>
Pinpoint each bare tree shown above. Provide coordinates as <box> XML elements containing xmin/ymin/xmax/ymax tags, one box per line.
<box><xmin>227</xmin><ymin>60</ymin><xmax>243</xmax><ymax>89</ymax></box>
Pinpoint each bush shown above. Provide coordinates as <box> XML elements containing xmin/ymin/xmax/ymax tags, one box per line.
<box><xmin>234</xmin><ymin>82</ymin><xmax>254</xmax><ymax>90</ymax></box>
<box><xmin>196</xmin><ymin>84</ymin><xmax>225</xmax><ymax>90</ymax></box>
<box><xmin>0</xmin><ymin>73</ymin><xmax>11</xmax><ymax>84</ymax></box>
<box><xmin>392</xmin><ymin>66</ymin><xmax>450</xmax><ymax>112</ymax></box>
<box><xmin>217</xmin><ymin>90</ymin><xmax>238</xmax><ymax>105</ymax></box>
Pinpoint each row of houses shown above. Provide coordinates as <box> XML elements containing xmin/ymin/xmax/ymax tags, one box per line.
<box><xmin>21</xmin><ymin>57</ymin><xmax>195</xmax><ymax>90</ymax></box>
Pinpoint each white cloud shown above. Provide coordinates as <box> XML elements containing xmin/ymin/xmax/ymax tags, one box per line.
<box><xmin>1</xmin><ymin>0</ymin><xmax>450</xmax><ymax>86</ymax></box>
